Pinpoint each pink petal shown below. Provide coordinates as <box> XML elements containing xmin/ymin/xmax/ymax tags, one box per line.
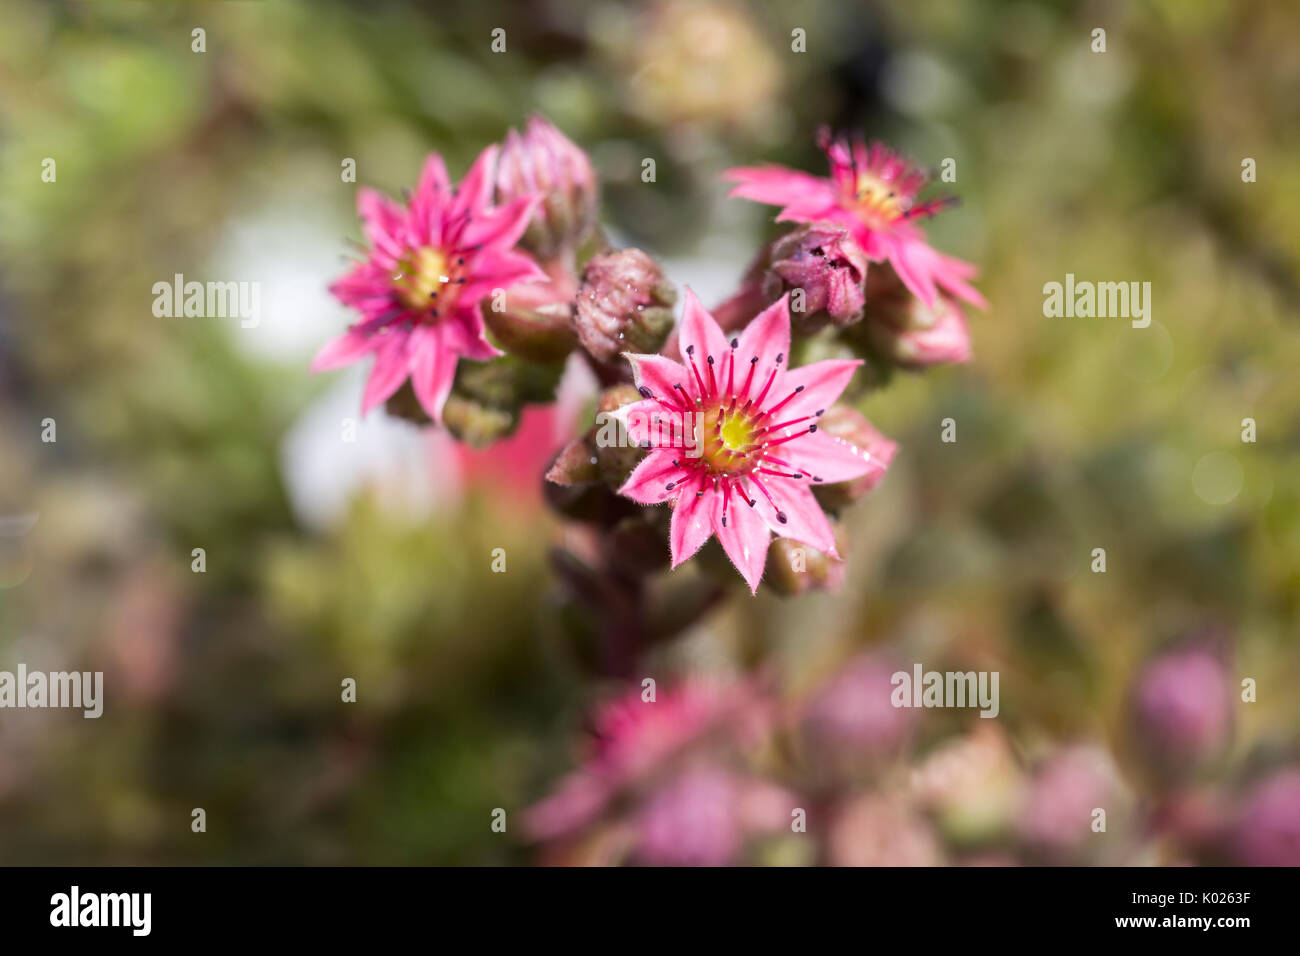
<box><xmin>930</xmin><ymin>250</ymin><xmax>988</xmax><ymax>309</ymax></box>
<box><xmin>360</xmin><ymin>327</ymin><xmax>413</xmax><ymax>415</ymax></box>
<box><xmin>611</xmin><ymin>398</ymin><xmax>659</xmax><ymax>446</ymax></box>
<box><xmin>409</xmin><ymin>325</ymin><xmax>457</xmax><ymax>422</ymax></box>
<box><xmin>521</xmin><ymin>772</ymin><xmax>614</xmax><ymax>841</ymax></box>
<box><xmin>785</xmin><ymin>429</ymin><xmax>886</xmax><ymax>484</ymax></box>
<box><xmin>735</xmin><ymin>296</ymin><xmax>791</xmax><ymax>373</ymax></box>
<box><xmin>459</xmin><ymin>251</ymin><xmax>547</xmax><ymax>304</ymax></box>
<box><xmin>676</xmin><ymin>288</ymin><xmax>730</xmax><ymax>368</ymax></box>
<box><xmin>618</xmin><ymin>449</ymin><xmax>685</xmax><ymax>505</ymax></box>
<box><xmin>410</xmin><ymin>154</ymin><xmax>452</xmax><ymax>244</ymax></box>
<box><xmin>450</xmin><ymin>144</ymin><xmax>499</xmax><ymax>223</ymax></box>
<box><xmin>887</xmin><ymin>234</ymin><xmax>940</xmax><ymax>308</ymax></box>
<box><xmin>712</xmin><ymin>489</ymin><xmax>771</xmax><ymax>594</ymax></box>
<box><xmin>669</xmin><ymin>473</ymin><xmax>714</xmax><ymax>567</ymax></box>
<box><xmin>329</xmin><ymin>262</ymin><xmax>392</xmax><ymax>309</ymax></box>
<box><xmin>443</xmin><ymin>306</ymin><xmax>503</xmax><ymax>361</ymax></box>
<box><xmin>760</xmin><ymin>481</ymin><xmax>838</xmax><ymax>556</ymax></box>
<box><xmin>626</xmin><ymin>353</ymin><xmax>693</xmax><ymax>405</ymax></box>
<box><xmin>772</xmin><ymin>197</ymin><xmax>843</xmax><ymax>223</ymax></box>
<box><xmin>723</xmin><ymin>165</ymin><xmax>835</xmax><ymax>206</ymax></box>
<box><xmin>458</xmin><ymin>194</ymin><xmax>540</xmax><ymax>250</ymax></box>
<box><xmin>311</xmin><ymin>327</ymin><xmax>378</xmax><ymax>372</ymax></box>
<box><xmin>772</xmin><ymin>358</ymin><xmax>861</xmax><ymax>421</ymax></box>
<box><xmin>357</xmin><ymin>188</ymin><xmax>407</xmax><ymax>257</ymax></box>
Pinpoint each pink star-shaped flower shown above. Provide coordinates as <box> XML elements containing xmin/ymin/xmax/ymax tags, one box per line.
<box><xmin>313</xmin><ymin>146</ymin><xmax>545</xmax><ymax>421</ymax></box>
<box><xmin>615</xmin><ymin>290</ymin><xmax>892</xmax><ymax>592</ymax></box>
<box><xmin>724</xmin><ymin>129</ymin><xmax>986</xmax><ymax>310</ymax></box>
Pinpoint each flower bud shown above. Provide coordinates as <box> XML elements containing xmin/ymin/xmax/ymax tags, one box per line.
<box><xmin>762</xmin><ymin>222</ymin><xmax>868</xmax><ymax>333</ymax></box>
<box><xmin>801</xmin><ymin>654</ymin><xmax>913</xmax><ymax>777</ymax></box>
<box><xmin>592</xmin><ymin>383</ymin><xmax>645</xmax><ymax>486</ymax></box>
<box><xmin>484</xmin><ymin>265</ymin><xmax>579</xmax><ymax>364</ymax></box>
<box><xmin>1225</xmin><ymin>768</ymin><xmax>1300</xmax><ymax>866</ymax></box>
<box><xmin>496</xmin><ymin>115</ymin><xmax>599</xmax><ymax>261</ymax></box>
<box><xmin>545</xmin><ymin>436</ymin><xmax>601</xmax><ymax>486</ymax></box>
<box><xmin>860</xmin><ymin>263</ymin><xmax>972</xmax><ymax>366</ymax></box>
<box><xmin>829</xmin><ymin>793</ymin><xmax>942</xmax><ymax>867</ymax></box>
<box><xmin>440</xmin><ymin>355</ymin><xmax>563</xmax><ymax>448</ymax></box>
<box><xmin>575</xmin><ymin>249</ymin><xmax>676</xmax><ymax>362</ymax></box>
<box><xmin>764</xmin><ymin>536</ymin><xmax>845</xmax><ymax>596</ymax></box>
<box><xmin>1016</xmin><ymin>746</ymin><xmax>1123</xmax><ymax>862</ymax></box>
<box><xmin>1129</xmin><ymin>641</ymin><xmax>1232</xmax><ymax>782</ymax></box>
<box><xmin>809</xmin><ymin>405</ymin><xmax>897</xmax><ymax>511</ymax></box>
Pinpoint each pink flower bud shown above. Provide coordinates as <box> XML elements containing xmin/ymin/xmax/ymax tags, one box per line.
<box><xmin>1130</xmin><ymin>641</ymin><xmax>1233</xmax><ymax>781</ymax></box>
<box><xmin>802</xmin><ymin>654</ymin><xmax>913</xmax><ymax>773</ymax></box>
<box><xmin>810</xmin><ymin>405</ymin><xmax>897</xmax><ymax>511</ymax></box>
<box><xmin>485</xmin><ymin>264</ymin><xmax>579</xmax><ymax>364</ymax></box>
<box><xmin>861</xmin><ymin>263</ymin><xmax>973</xmax><ymax>367</ymax></box>
<box><xmin>575</xmin><ymin>248</ymin><xmax>676</xmax><ymax>362</ymax></box>
<box><xmin>1225</xmin><ymin>768</ymin><xmax>1300</xmax><ymax>866</ymax></box>
<box><xmin>496</xmin><ymin>115</ymin><xmax>598</xmax><ymax>260</ymax></box>
<box><xmin>763</xmin><ymin>222</ymin><xmax>869</xmax><ymax>332</ymax></box>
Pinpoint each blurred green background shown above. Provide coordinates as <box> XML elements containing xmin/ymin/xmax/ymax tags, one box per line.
<box><xmin>0</xmin><ymin>0</ymin><xmax>1297</xmax><ymax>864</ymax></box>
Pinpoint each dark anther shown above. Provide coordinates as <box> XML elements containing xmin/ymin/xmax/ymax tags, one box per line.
<box><xmin>707</xmin><ymin>355</ymin><xmax>715</xmax><ymax>366</ymax></box>
<box><xmin>795</xmin><ymin>385</ymin><xmax>805</xmax><ymax>393</ymax></box>
<box><xmin>808</xmin><ymin>424</ymin><xmax>818</xmax><ymax>433</ymax></box>
<box><xmin>638</xmin><ymin>386</ymin><xmax>652</xmax><ymax>398</ymax></box>
<box><xmin>776</xmin><ymin>511</ymin><xmax>788</xmax><ymax>524</ymax></box>
<box><xmin>730</xmin><ymin>338</ymin><xmax>739</xmax><ymax>349</ymax></box>
<box><xmin>776</xmin><ymin>353</ymin><xmax>784</xmax><ymax>363</ymax></box>
<box><xmin>665</xmin><ymin>482</ymin><xmax>676</xmax><ymax>490</ymax></box>
<box><xmin>686</xmin><ymin>345</ymin><xmax>695</xmax><ymax>355</ymax></box>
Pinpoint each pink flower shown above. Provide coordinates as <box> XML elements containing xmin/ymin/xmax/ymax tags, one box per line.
<box><xmin>802</xmin><ymin>653</ymin><xmax>914</xmax><ymax>769</ymax></box>
<box><xmin>314</xmin><ymin>147</ymin><xmax>546</xmax><ymax>421</ymax></box>
<box><xmin>1225</xmin><ymin>768</ymin><xmax>1300</xmax><ymax>866</ymax></box>
<box><xmin>1130</xmin><ymin>641</ymin><xmax>1233</xmax><ymax>780</ymax></box>
<box><xmin>615</xmin><ymin>290</ymin><xmax>889</xmax><ymax>593</ymax></box>
<box><xmin>724</xmin><ymin>129</ymin><xmax>986</xmax><ymax>310</ymax></box>
<box><xmin>522</xmin><ymin>680</ymin><xmax>769</xmax><ymax>843</ymax></box>
<box><xmin>634</xmin><ymin>764</ymin><xmax>793</xmax><ymax>866</ymax></box>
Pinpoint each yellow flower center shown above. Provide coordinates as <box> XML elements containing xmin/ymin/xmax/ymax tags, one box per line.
<box><xmin>850</xmin><ymin>172</ymin><xmax>906</xmax><ymax>228</ymax></box>
<box><xmin>697</xmin><ymin>402</ymin><xmax>762</xmax><ymax>476</ymax></box>
<box><xmin>392</xmin><ymin>246</ymin><xmax>461</xmax><ymax>317</ymax></box>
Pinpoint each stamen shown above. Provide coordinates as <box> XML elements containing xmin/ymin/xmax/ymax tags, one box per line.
<box><xmin>762</xmin><ymin>425</ymin><xmax>818</xmax><ymax>450</ymax></box>
<box><xmin>751</xmin><ymin>366</ymin><xmax>779</xmax><ymax>409</ymax></box>
<box><xmin>760</xmin><ymin>415</ymin><xmax>814</xmax><ymax>434</ymax></box>
<box><xmin>740</xmin><ymin>356</ymin><xmax>758</xmax><ymax>402</ymax></box>
<box><xmin>763</xmin><ymin>384</ymin><xmax>805</xmax><ymax>419</ymax></box>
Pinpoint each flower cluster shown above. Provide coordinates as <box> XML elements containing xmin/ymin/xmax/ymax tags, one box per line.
<box><xmin>314</xmin><ymin>119</ymin><xmax>980</xmax><ymax>601</ymax></box>
<box><xmin>524</xmin><ymin>639</ymin><xmax>1300</xmax><ymax>867</ymax></box>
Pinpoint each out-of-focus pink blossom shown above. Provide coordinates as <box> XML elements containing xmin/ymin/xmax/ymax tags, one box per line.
<box><xmin>725</xmin><ymin>129</ymin><xmax>985</xmax><ymax>310</ymax></box>
<box><xmin>801</xmin><ymin>654</ymin><xmax>914</xmax><ymax>772</ymax></box>
<box><xmin>1017</xmin><ymin>746</ymin><xmax>1121</xmax><ymax>861</ymax></box>
<box><xmin>1131</xmin><ymin>642</ymin><xmax>1233</xmax><ymax>780</ymax></box>
<box><xmin>522</xmin><ymin>680</ymin><xmax>769</xmax><ymax>843</ymax></box>
<box><xmin>829</xmin><ymin>793</ymin><xmax>942</xmax><ymax>866</ymax></box>
<box><xmin>1225</xmin><ymin>768</ymin><xmax>1300</xmax><ymax>866</ymax></box>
